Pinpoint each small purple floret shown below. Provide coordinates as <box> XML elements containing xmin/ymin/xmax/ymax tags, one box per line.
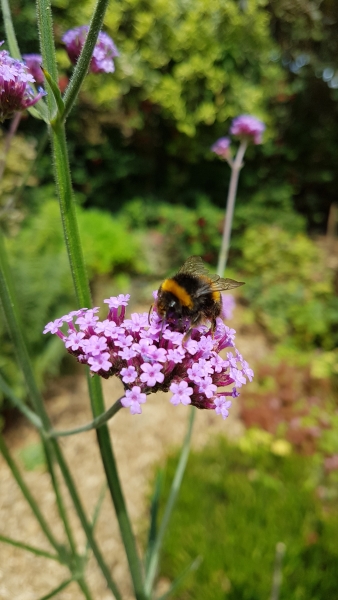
<box><xmin>43</xmin><ymin>291</ymin><xmax>253</xmax><ymax>416</ymax></box>
<box><xmin>170</xmin><ymin>381</ymin><xmax>193</xmax><ymax>406</ymax></box>
<box><xmin>62</xmin><ymin>26</ymin><xmax>119</xmax><ymax>74</ymax></box>
<box><xmin>22</xmin><ymin>54</ymin><xmax>44</xmax><ymax>84</ymax></box>
<box><xmin>211</xmin><ymin>136</ymin><xmax>231</xmax><ymax>158</ymax></box>
<box><xmin>230</xmin><ymin>114</ymin><xmax>265</xmax><ymax>145</ymax></box>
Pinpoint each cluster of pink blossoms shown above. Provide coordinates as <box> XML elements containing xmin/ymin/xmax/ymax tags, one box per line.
<box><xmin>230</xmin><ymin>114</ymin><xmax>265</xmax><ymax>145</ymax></box>
<box><xmin>43</xmin><ymin>294</ymin><xmax>253</xmax><ymax>417</ymax></box>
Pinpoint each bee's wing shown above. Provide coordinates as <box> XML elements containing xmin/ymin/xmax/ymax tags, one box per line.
<box><xmin>210</xmin><ymin>276</ymin><xmax>245</xmax><ymax>291</ymax></box>
<box><xmin>177</xmin><ymin>256</ymin><xmax>210</xmax><ymax>277</ymax></box>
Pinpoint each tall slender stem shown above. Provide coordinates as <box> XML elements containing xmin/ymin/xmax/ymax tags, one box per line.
<box><xmin>43</xmin><ymin>442</ymin><xmax>77</xmax><ymax>555</ymax></box>
<box><xmin>49</xmin><ymin>63</ymin><xmax>146</xmax><ymax>600</ymax></box>
<box><xmin>144</xmin><ymin>408</ymin><xmax>196</xmax><ymax>596</ymax></box>
<box><xmin>217</xmin><ymin>140</ymin><xmax>247</xmax><ymax>276</ymax></box>
<box><xmin>0</xmin><ymin>433</ymin><xmax>61</xmax><ymax>553</ymax></box>
<box><xmin>48</xmin><ymin>398</ymin><xmax>123</xmax><ymax>438</ymax></box>
<box><xmin>62</xmin><ymin>0</ymin><xmax>110</xmax><ymax>120</ymax></box>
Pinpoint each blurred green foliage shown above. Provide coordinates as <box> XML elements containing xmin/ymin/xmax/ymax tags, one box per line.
<box><xmin>0</xmin><ymin>130</ymin><xmax>38</xmax><ymax>231</ymax></box>
<box><xmin>1</xmin><ymin>0</ymin><xmax>336</xmax><ymax>229</ymax></box>
<box><xmin>158</xmin><ymin>436</ymin><xmax>338</xmax><ymax>600</ymax></box>
<box><xmin>239</xmin><ymin>225</ymin><xmax>338</xmax><ymax>350</ymax></box>
<box><xmin>0</xmin><ymin>200</ymin><xmax>146</xmax><ymax>404</ymax></box>
<box><xmin>55</xmin><ymin>0</ymin><xmax>281</xmax><ymax>135</ymax></box>
<box><xmin>123</xmin><ymin>194</ymin><xmax>305</xmax><ymax>269</ymax></box>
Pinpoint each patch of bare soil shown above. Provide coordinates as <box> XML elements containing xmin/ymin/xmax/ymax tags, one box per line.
<box><xmin>0</xmin><ymin>307</ymin><xmax>269</xmax><ymax>600</ymax></box>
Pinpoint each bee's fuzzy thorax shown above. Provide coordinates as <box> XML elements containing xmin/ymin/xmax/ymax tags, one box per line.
<box><xmin>161</xmin><ymin>278</ymin><xmax>194</xmax><ymax>308</ymax></box>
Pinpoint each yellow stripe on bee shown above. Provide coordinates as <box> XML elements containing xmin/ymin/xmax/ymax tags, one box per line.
<box><xmin>161</xmin><ymin>279</ymin><xmax>194</xmax><ymax>308</ymax></box>
<box><xmin>212</xmin><ymin>290</ymin><xmax>221</xmax><ymax>302</ymax></box>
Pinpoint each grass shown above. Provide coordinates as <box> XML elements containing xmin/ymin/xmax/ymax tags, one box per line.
<box><xmin>157</xmin><ymin>435</ymin><xmax>338</xmax><ymax>600</ymax></box>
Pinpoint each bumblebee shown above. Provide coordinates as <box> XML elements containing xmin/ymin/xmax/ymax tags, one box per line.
<box><xmin>152</xmin><ymin>256</ymin><xmax>244</xmax><ymax>340</ymax></box>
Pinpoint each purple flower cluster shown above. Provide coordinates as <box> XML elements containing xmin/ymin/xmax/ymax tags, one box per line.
<box><xmin>43</xmin><ymin>294</ymin><xmax>253</xmax><ymax>417</ymax></box>
<box><xmin>62</xmin><ymin>26</ymin><xmax>119</xmax><ymax>74</ymax></box>
<box><xmin>211</xmin><ymin>114</ymin><xmax>265</xmax><ymax>157</ymax></box>
<box><xmin>0</xmin><ymin>43</ymin><xmax>46</xmax><ymax>122</ymax></box>
<box><xmin>230</xmin><ymin>115</ymin><xmax>265</xmax><ymax>145</ymax></box>
<box><xmin>211</xmin><ymin>137</ymin><xmax>231</xmax><ymax>159</ymax></box>
<box><xmin>22</xmin><ymin>54</ymin><xmax>44</xmax><ymax>84</ymax></box>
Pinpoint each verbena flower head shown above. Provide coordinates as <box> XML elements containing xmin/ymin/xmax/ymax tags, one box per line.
<box><xmin>230</xmin><ymin>115</ymin><xmax>265</xmax><ymax>145</ymax></box>
<box><xmin>44</xmin><ymin>293</ymin><xmax>253</xmax><ymax>418</ymax></box>
<box><xmin>211</xmin><ymin>137</ymin><xmax>231</xmax><ymax>159</ymax></box>
<box><xmin>22</xmin><ymin>54</ymin><xmax>44</xmax><ymax>84</ymax></box>
<box><xmin>62</xmin><ymin>26</ymin><xmax>119</xmax><ymax>74</ymax></box>
<box><xmin>0</xmin><ymin>42</ymin><xmax>46</xmax><ymax>122</ymax></box>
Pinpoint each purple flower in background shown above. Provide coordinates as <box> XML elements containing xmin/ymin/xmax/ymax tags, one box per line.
<box><xmin>0</xmin><ymin>42</ymin><xmax>46</xmax><ymax>122</ymax></box>
<box><xmin>22</xmin><ymin>54</ymin><xmax>44</xmax><ymax>84</ymax></box>
<box><xmin>44</xmin><ymin>293</ymin><xmax>253</xmax><ymax>416</ymax></box>
<box><xmin>230</xmin><ymin>115</ymin><xmax>265</xmax><ymax>145</ymax></box>
<box><xmin>62</xmin><ymin>26</ymin><xmax>119</xmax><ymax>74</ymax></box>
<box><xmin>221</xmin><ymin>293</ymin><xmax>235</xmax><ymax>320</ymax></box>
<box><xmin>211</xmin><ymin>136</ymin><xmax>231</xmax><ymax>159</ymax></box>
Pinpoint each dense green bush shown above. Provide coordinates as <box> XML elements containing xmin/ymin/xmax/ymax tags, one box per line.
<box><xmin>123</xmin><ymin>195</ymin><xmax>305</xmax><ymax>270</ymax></box>
<box><xmin>238</xmin><ymin>225</ymin><xmax>338</xmax><ymax>350</ymax></box>
<box><xmin>158</xmin><ymin>436</ymin><xmax>338</xmax><ymax>600</ymax></box>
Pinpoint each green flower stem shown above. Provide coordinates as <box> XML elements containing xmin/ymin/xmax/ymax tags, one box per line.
<box><xmin>87</xmin><ymin>373</ymin><xmax>147</xmax><ymax>600</ymax></box>
<box><xmin>48</xmin><ymin>398</ymin><xmax>123</xmax><ymax>438</ymax></box>
<box><xmin>43</xmin><ymin>441</ymin><xmax>78</xmax><ymax>556</ymax></box>
<box><xmin>0</xmin><ymin>373</ymin><xmax>42</xmax><ymax>429</ymax></box>
<box><xmin>85</xmin><ymin>484</ymin><xmax>107</xmax><ymax>560</ymax></box>
<box><xmin>216</xmin><ymin>139</ymin><xmax>248</xmax><ymax>276</ymax></box>
<box><xmin>63</xmin><ymin>0</ymin><xmax>110</xmax><ymax>120</ymax></box>
<box><xmin>270</xmin><ymin>542</ymin><xmax>286</xmax><ymax>600</ymax></box>
<box><xmin>41</xmin><ymin>67</ymin><xmax>64</xmax><ymax>118</ymax></box>
<box><xmin>77</xmin><ymin>577</ymin><xmax>95</xmax><ymax>600</ymax></box>
<box><xmin>38</xmin><ymin>1</ymin><xmax>145</xmax><ymax>595</ymax></box>
<box><xmin>156</xmin><ymin>556</ymin><xmax>202</xmax><ymax>600</ymax></box>
<box><xmin>38</xmin><ymin>578</ymin><xmax>74</xmax><ymax>600</ymax></box>
<box><xmin>0</xmin><ymin>534</ymin><xmax>61</xmax><ymax>562</ymax></box>
<box><xmin>0</xmin><ymin>230</ymin><xmax>121</xmax><ymax>598</ymax></box>
<box><xmin>0</xmin><ymin>433</ymin><xmax>61</xmax><ymax>553</ymax></box>
<box><xmin>50</xmin><ymin>117</ymin><xmax>146</xmax><ymax>600</ymax></box>
<box><xmin>144</xmin><ymin>407</ymin><xmax>196</xmax><ymax>597</ymax></box>
<box><xmin>36</xmin><ymin>0</ymin><xmax>58</xmax><ymax>118</ymax></box>
<box><xmin>49</xmin><ymin>122</ymin><xmax>90</xmax><ymax>305</ymax></box>
<box><xmin>49</xmin><ymin>438</ymin><xmax>122</xmax><ymax>600</ymax></box>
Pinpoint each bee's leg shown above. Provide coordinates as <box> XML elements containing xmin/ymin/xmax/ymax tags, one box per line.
<box><xmin>181</xmin><ymin>315</ymin><xmax>202</xmax><ymax>345</ymax></box>
<box><xmin>210</xmin><ymin>318</ymin><xmax>217</xmax><ymax>338</ymax></box>
<box><xmin>148</xmin><ymin>303</ymin><xmax>154</xmax><ymax>325</ymax></box>
<box><xmin>158</xmin><ymin>312</ymin><xmax>167</xmax><ymax>341</ymax></box>
<box><xmin>182</xmin><ymin>327</ymin><xmax>192</xmax><ymax>345</ymax></box>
